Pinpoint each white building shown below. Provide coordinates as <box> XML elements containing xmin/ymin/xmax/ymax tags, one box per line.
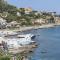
<box><xmin>54</xmin><ymin>17</ymin><xmax>60</xmax><ymax>23</ymax></box>
<box><xmin>24</xmin><ymin>7</ymin><xmax>32</xmax><ymax>14</ymax></box>
<box><xmin>17</xmin><ymin>12</ymin><xmax>21</xmax><ymax>16</ymax></box>
<box><xmin>32</xmin><ymin>18</ymin><xmax>46</xmax><ymax>25</ymax></box>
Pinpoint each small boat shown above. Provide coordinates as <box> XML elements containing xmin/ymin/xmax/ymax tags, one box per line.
<box><xmin>0</xmin><ymin>33</ymin><xmax>36</xmax><ymax>49</ymax></box>
<box><xmin>29</xmin><ymin>34</ymin><xmax>36</xmax><ymax>39</ymax></box>
<box><xmin>1</xmin><ymin>34</ymin><xmax>35</xmax><ymax>48</ymax></box>
<box><xmin>17</xmin><ymin>34</ymin><xmax>36</xmax><ymax>39</ymax></box>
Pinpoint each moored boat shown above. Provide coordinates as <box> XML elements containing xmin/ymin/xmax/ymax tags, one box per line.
<box><xmin>0</xmin><ymin>32</ymin><xmax>37</xmax><ymax>54</ymax></box>
<box><xmin>17</xmin><ymin>34</ymin><xmax>36</xmax><ymax>39</ymax></box>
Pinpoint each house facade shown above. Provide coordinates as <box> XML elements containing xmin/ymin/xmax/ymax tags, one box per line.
<box><xmin>54</xmin><ymin>17</ymin><xmax>60</xmax><ymax>23</ymax></box>
<box><xmin>32</xmin><ymin>18</ymin><xmax>46</xmax><ymax>25</ymax></box>
<box><xmin>24</xmin><ymin>7</ymin><xmax>32</xmax><ymax>14</ymax></box>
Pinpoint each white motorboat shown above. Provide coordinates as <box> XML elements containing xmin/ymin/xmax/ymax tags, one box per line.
<box><xmin>0</xmin><ymin>33</ymin><xmax>36</xmax><ymax>49</ymax></box>
<box><xmin>27</xmin><ymin>34</ymin><xmax>36</xmax><ymax>39</ymax></box>
<box><xmin>0</xmin><ymin>35</ymin><xmax>35</xmax><ymax>48</ymax></box>
<box><xmin>17</xmin><ymin>34</ymin><xmax>36</xmax><ymax>39</ymax></box>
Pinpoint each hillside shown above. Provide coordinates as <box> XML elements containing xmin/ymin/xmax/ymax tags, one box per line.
<box><xmin>0</xmin><ymin>0</ymin><xmax>60</xmax><ymax>26</ymax></box>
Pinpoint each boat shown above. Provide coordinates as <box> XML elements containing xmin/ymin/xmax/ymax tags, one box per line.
<box><xmin>0</xmin><ymin>34</ymin><xmax>35</xmax><ymax>48</ymax></box>
<box><xmin>17</xmin><ymin>34</ymin><xmax>36</xmax><ymax>39</ymax></box>
<box><xmin>28</xmin><ymin>34</ymin><xmax>36</xmax><ymax>39</ymax></box>
<box><xmin>0</xmin><ymin>33</ymin><xmax>37</xmax><ymax>54</ymax></box>
<box><xmin>6</xmin><ymin>34</ymin><xmax>35</xmax><ymax>46</ymax></box>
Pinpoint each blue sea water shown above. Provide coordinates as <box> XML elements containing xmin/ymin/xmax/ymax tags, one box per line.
<box><xmin>21</xmin><ymin>26</ymin><xmax>60</xmax><ymax>60</ymax></box>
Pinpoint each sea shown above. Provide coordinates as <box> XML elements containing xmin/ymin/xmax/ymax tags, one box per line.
<box><xmin>19</xmin><ymin>26</ymin><xmax>60</xmax><ymax>60</ymax></box>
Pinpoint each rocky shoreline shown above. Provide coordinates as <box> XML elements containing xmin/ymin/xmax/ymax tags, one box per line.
<box><xmin>1</xmin><ymin>23</ymin><xmax>60</xmax><ymax>32</ymax></box>
<box><xmin>8</xmin><ymin>42</ymin><xmax>38</xmax><ymax>55</ymax></box>
<box><xmin>0</xmin><ymin>23</ymin><xmax>60</xmax><ymax>60</ymax></box>
<box><xmin>19</xmin><ymin>23</ymin><xmax>60</xmax><ymax>31</ymax></box>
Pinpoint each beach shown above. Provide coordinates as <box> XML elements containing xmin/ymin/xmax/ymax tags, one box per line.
<box><xmin>0</xmin><ymin>23</ymin><xmax>60</xmax><ymax>32</ymax></box>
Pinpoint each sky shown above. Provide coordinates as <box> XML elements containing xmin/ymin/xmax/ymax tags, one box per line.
<box><xmin>6</xmin><ymin>0</ymin><xmax>60</xmax><ymax>13</ymax></box>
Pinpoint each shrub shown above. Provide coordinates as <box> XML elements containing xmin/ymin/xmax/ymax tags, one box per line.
<box><xmin>0</xmin><ymin>56</ymin><xmax>10</xmax><ymax>60</ymax></box>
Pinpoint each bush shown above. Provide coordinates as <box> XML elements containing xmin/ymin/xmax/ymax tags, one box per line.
<box><xmin>0</xmin><ymin>56</ymin><xmax>10</xmax><ymax>60</ymax></box>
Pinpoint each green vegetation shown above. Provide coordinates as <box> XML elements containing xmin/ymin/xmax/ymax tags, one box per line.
<box><xmin>0</xmin><ymin>0</ymin><xmax>17</xmax><ymax>12</ymax></box>
<box><xmin>0</xmin><ymin>56</ymin><xmax>10</xmax><ymax>60</ymax></box>
<box><xmin>0</xmin><ymin>48</ymin><xmax>10</xmax><ymax>60</ymax></box>
<box><xmin>0</xmin><ymin>0</ymin><xmax>56</xmax><ymax>26</ymax></box>
<box><xmin>5</xmin><ymin>14</ymin><xmax>17</xmax><ymax>22</ymax></box>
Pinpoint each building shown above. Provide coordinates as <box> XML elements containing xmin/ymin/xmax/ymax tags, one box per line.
<box><xmin>48</xmin><ymin>12</ymin><xmax>56</xmax><ymax>16</ymax></box>
<box><xmin>24</xmin><ymin>7</ymin><xmax>32</xmax><ymax>14</ymax></box>
<box><xmin>17</xmin><ymin>12</ymin><xmax>21</xmax><ymax>16</ymax></box>
<box><xmin>32</xmin><ymin>18</ymin><xmax>46</xmax><ymax>25</ymax></box>
<box><xmin>54</xmin><ymin>17</ymin><xmax>60</xmax><ymax>23</ymax></box>
<box><xmin>34</xmin><ymin>11</ymin><xmax>42</xmax><ymax>16</ymax></box>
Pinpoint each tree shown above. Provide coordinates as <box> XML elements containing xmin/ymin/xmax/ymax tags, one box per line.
<box><xmin>18</xmin><ymin>8</ymin><xmax>25</xmax><ymax>15</ymax></box>
<box><xmin>5</xmin><ymin>14</ymin><xmax>17</xmax><ymax>22</ymax></box>
<box><xmin>0</xmin><ymin>56</ymin><xmax>10</xmax><ymax>60</ymax></box>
